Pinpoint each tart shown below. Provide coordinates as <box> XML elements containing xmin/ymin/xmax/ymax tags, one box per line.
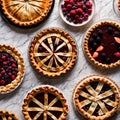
<box><xmin>29</xmin><ymin>28</ymin><xmax>77</xmax><ymax>77</ymax></box>
<box><xmin>0</xmin><ymin>110</ymin><xmax>19</xmax><ymax>120</ymax></box>
<box><xmin>118</xmin><ymin>0</ymin><xmax>120</xmax><ymax>11</ymax></box>
<box><xmin>22</xmin><ymin>85</ymin><xmax>68</xmax><ymax>120</ymax></box>
<box><xmin>72</xmin><ymin>74</ymin><xmax>120</xmax><ymax>120</ymax></box>
<box><xmin>84</xmin><ymin>20</ymin><xmax>120</xmax><ymax>69</ymax></box>
<box><xmin>0</xmin><ymin>44</ymin><xmax>24</xmax><ymax>93</ymax></box>
<box><xmin>0</xmin><ymin>0</ymin><xmax>54</xmax><ymax>27</ymax></box>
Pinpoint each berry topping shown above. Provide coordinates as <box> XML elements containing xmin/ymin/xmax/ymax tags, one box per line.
<box><xmin>96</xmin><ymin>45</ymin><xmax>104</xmax><ymax>52</ymax></box>
<box><xmin>61</xmin><ymin>0</ymin><xmax>93</xmax><ymax>24</ymax></box>
<box><xmin>114</xmin><ymin>52</ymin><xmax>120</xmax><ymax>58</ymax></box>
<box><xmin>114</xmin><ymin>37</ymin><xmax>120</xmax><ymax>44</ymax></box>
<box><xmin>0</xmin><ymin>52</ymin><xmax>18</xmax><ymax>86</ymax></box>
<box><xmin>92</xmin><ymin>52</ymin><xmax>99</xmax><ymax>58</ymax></box>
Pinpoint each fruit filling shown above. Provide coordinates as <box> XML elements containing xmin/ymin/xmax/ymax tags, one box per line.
<box><xmin>61</xmin><ymin>0</ymin><xmax>93</xmax><ymax>24</ymax></box>
<box><xmin>79</xmin><ymin>81</ymin><xmax>115</xmax><ymax>116</ymax></box>
<box><xmin>28</xmin><ymin>92</ymin><xmax>63</xmax><ymax>119</ymax></box>
<box><xmin>88</xmin><ymin>25</ymin><xmax>120</xmax><ymax>64</ymax></box>
<box><xmin>0</xmin><ymin>52</ymin><xmax>18</xmax><ymax>86</ymax></box>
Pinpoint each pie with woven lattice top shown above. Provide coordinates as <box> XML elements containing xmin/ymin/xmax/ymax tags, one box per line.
<box><xmin>84</xmin><ymin>20</ymin><xmax>120</xmax><ymax>69</ymax></box>
<box><xmin>22</xmin><ymin>85</ymin><xmax>68</xmax><ymax>120</ymax></box>
<box><xmin>0</xmin><ymin>44</ymin><xmax>24</xmax><ymax>93</ymax></box>
<box><xmin>72</xmin><ymin>74</ymin><xmax>120</xmax><ymax>120</ymax></box>
<box><xmin>0</xmin><ymin>110</ymin><xmax>19</xmax><ymax>120</ymax></box>
<box><xmin>29</xmin><ymin>28</ymin><xmax>77</xmax><ymax>77</ymax></box>
<box><xmin>0</xmin><ymin>0</ymin><xmax>54</xmax><ymax>27</ymax></box>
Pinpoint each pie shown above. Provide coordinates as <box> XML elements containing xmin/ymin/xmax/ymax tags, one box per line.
<box><xmin>0</xmin><ymin>44</ymin><xmax>24</xmax><ymax>93</ymax></box>
<box><xmin>22</xmin><ymin>85</ymin><xmax>68</xmax><ymax>120</ymax></box>
<box><xmin>84</xmin><ymin>20</ymin><xmax>120</xmax><ymax>69</ymax></box>
<box><xmin>0</xmin><ymin>0</ymin><xmax>54</xmax><ymax>27</ymax></box>
<box><xmin>72</xmin><ymin>74</ymin><xmax>120</xmax><ymax>120</ymax></box>
<box><xmin>118</xmin><ymin>0</ymin><xmax>120</xmax><ymax>11</ymax></box>
<box><xmin>0</xmin><ymin>110</ymin><xmax>19</xmax><ymax>120</ymax></box>
<box><xmin>29</xmin><ymin>28</ymin><xmax>77</xmax><ymax>77</ymax></box>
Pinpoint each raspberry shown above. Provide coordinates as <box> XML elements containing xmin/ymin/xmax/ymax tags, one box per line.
<box><xmin>70</xmin><ymin>10</ymin><xmax>76</xmax><ymax>16</ymax></box>
<box><xmin>0</xmin><ymin>80</ymin><xmax>5</xmax><ymax>85</ymax></box>
<box><xmin>114</xmin><ymin>52</ymin><xmax>120</xmax><ymax>58</ymax></box>
<box><xmin>76</xmin><ymin>8</ymin><xmax>83</xmax><ymax>14</ymax></box>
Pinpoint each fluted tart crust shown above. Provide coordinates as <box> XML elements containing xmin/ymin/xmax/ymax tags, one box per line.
<box><xmin>0</xmin><ymin>0</ymin><xmax>53</xmax><ymax>27</ymax></box>
<box><xmin>84</xmin><ymin>20</ymin><xmax>120</xmax><ymax>69</ymax></box>
<box><xmin>0</xmin><ymin>110</ymin><xmax>19</xmax><ymax>120</ymax></box>
<box><xmin>0</xmin><ymin>44</ymin><xmax>24</xmax><ymax>93</ymax></box>
<box><xmin>29</xmin><ymin>28</ymin><xmax>77</xmax><ymax>77</ymax></box>
<box><xmin>22</xmin><ymin>85</ymin><xmax>68</xmax><ymax>120</ymax></box>
<box><xmin>72</xmin><ymin>74</ymin><xmax>120</xmax><ymax>120</ymax></box>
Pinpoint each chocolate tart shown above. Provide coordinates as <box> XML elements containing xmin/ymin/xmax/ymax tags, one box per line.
<box><xmin>72</xmin><ymin>74</ymin><xmax>120</xmax><ymax>120</ymax></box>
<box><xmin>0</xmin><ymin>110</ymin><xmax>19</xmax><ymax>120</ymax></box>
<box><xmin>0</xmin><ymin>44</ymin><xmax>24</xmax><ymax>93</ymax></box>
<box><xmin>29</xmin><ymin>28</ymin><xmax>77</xmax><ymax>77</ymax></box>
<box><xmin>84</xmin><ymin>20</ymin><xmax>120</xmax><ymax>69</ymax></box>
<box><xmin>22</xmin><ymin>85</ymin><xmax>68</xmax><ymax>120</ymax></box>
<box><xmin>0</xmin><ymin>0</ymin><xmax>54</xmax><ymax>28</ymax></box>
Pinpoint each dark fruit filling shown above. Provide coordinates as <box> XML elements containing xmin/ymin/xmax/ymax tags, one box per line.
<box><xmin>79</xmin><ymin>81</ymin><xmax>115</xmax><ymax>116</ymax></box>
<box><xmin>29</xmin><ymin>92</ymin><xmax>63</xmax><ymax>119</ymax></box>
<box><xmin>0</xmin><ymin>52</ymin><xmax>18</xmax><ymax>86</ymax></box>
<box><xmin>38</xmin><ymin>36</ymin><xmax>68</xmax><ymax>66</ymax></box>
<box><xmin>88</xmin><ymin>25</ymin><xmax>120</xmax><ymax>64</ymax></box>
<box><xmin>61</xmin><ymin>0</ymin><xmax>93</xmax><ymax>24</ymax></box>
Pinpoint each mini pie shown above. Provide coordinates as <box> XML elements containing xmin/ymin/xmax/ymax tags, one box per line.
<box><xmin>72</xmin><ymin>74</ymin><xmax>120</xmax><ymax>120</ymax></box>
<box><xmin>0</xmin><ymin>44</ymin><xmax>24</xmax><ymax>93</ymax></box>
<box><xmin>29</xmin><ymin>28</ymin><xmax>77</xmax><ymax>77</ymax></box>
<box><xmin>0</xmin><ymin>0</ymin><xmax>54</xmax><ymax>27</ymax></box>
<box><xmin>118</xmin><ymin>0</ymin><xmax>120</xmax><ymax>11</ymax></box>
<box><xmin>0</xmin><ymin>110</ymin><xmax>19</xmax><ymax>120</ymax></box>
<box><xmin>84</xmin><ymin>20</ymin><xmax>120</xmax><ymax>69</ymax></box>
<box><xmin>22</xmin><ymin>85</ymin><xmax>68</xmax><ymax>120</ymax></box>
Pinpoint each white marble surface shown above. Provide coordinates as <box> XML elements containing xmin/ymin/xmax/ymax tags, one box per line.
<box><xmin>0</xmin><ymin>0</ymin><xmax>120</xmax><ymax>120</ymax></box>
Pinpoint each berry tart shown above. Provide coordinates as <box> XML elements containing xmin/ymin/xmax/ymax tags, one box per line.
<box><xmin>0</xmin><ymin>44</ymin><xmax>24</xmax><ymax>93</ymax></box>
<box><xmin>29</xmin><ymin>28</ymin><xmax>77</xmax><ymax>77</ymax></box>
<box><xmin>22</xmin><ymin>85</ymin><xmax>68</xmax><ymax>120</ymax></box>
<box><xmin>59</xmin><ymin>0</ymin><xmax>95</xmax><ymax>26</ymax></box>
<box><xmin>0</xmin><ymin>0</ymin><xmax>54</xmax><ymax>27</ymax></box>
<box><xmin>84</xmin><ymin>20</ymin><xmax>120</xmax><ymax>69</ymax></box>
<box><xmin>0</xmin><ymin>110</ymin><xmax>19</xmax><ymax>120</ymax></box>
<box><xmin>72</xmin><ymin>74</ymin><xmax>120</xmax><ymax>120</ymax></box>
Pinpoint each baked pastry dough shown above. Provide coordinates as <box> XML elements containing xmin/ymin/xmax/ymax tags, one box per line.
<box><xmin>72</xmin><ymin>74</ymin><xmax>120</xmax><ymax>120</ymax></box>
<box><xmin>22</xmin><ymin>85</ymin><xmax>68</xmax><ymax>120</ymax></box>
<box><xmin>0</xmin><ymin>110</ymin><xmax>19</xmax><ymax>120</ymax></box>
<box><xmin>0</xmin><ymin>0</ymin><xmax>53</xmax><ymax>27</ymax></box>
<box><xmin>0</xmin><ymin>44</ymin><xmax>24</xmax><ymax>93</ymax></box>
<box><xmin>29</xmin><ymin>28</ymin><xmax>77</xmax><ymax>77</ymax></box>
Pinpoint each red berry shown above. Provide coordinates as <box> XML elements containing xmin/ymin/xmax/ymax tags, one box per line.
<box><xmin>11</xmin><ymin>75</ymin><xmax>16</xmax><ymax>80</ymax></box>
<box><xmin>0</xmin><ymin>74</ymin><xmax>2</xmax><ymax>78</ymax></box>
<box><xmin>88</xmin><ymin>8</ymin><xmax>92</xmax><ymax>14</ymax></box>
<box><xmin>82</xmin><ymin>5</ymin><xmax>86</xmax><ymax>10</ymax></box>
<box><xmin>67</xmin><ymin>13</ymin><xmax>71</xmax><ymax>17</ymax></box>
<box><xmin>70</xmin><ymin>10</ymin><xmax>76</xmax><ymax>16</ymax></box>
<box><xmin>0</xmin><ymin>80</ymin><xmax>5</xmax><ymax>85</ymax></box>
<box><xmin>75</xmin><ymin>15</ymin><xmax>79</xmax><ymax>19</ymax></box>
<box><xmin>3</xmin><ymin>61</ymin><xmax>7</xmax><ymax>65</ymax></box>
<box><xmin>78</xmin><ymin>18</ymin><xmax>83</xmax><ymax>23</ymax></box>
<box><xmin>1</xmin><ymin>70</ymin><xmax>5</xmax><ymax>74</ymax></box>
<box><xmin>76</xmin><ymin>8</ymin><xmax>83</xmax><ymax>14</ymax></box>
<box><xmin>86</xmin><ymin>1</ymin><xmax>92</xmax><ymax>8</ymax></box>
<box><xmin>84</xmin><ymin>14</ymin><xmax>88</xmax><ymax>20</ymax></box>
<box><xmin>67</xmin><ymin>4</ymin><xmax>72</xmax><ymax>9</ymax></box>
<box><xmin>69</xmin><ymin>0</ymin><xmax>74</xmax><ymax>4</ymax></box>
<box><xmin>64</xmin><ymin>0</ymin><xmax>69</xmax><ymax>4</ymax></box>
<box><xmin>8</xmin><ymin>66</ymin><xmax>12</xmax><ymax>70</ymax></box>
<box><xmin>12</xmin><ymin>63</ymin><xmax>16</xmax><ymax>67</ymax></box>
<box><xmin>114</xmin><ymin>52</ymin><xmax>120</xmax><ymax>58</ymax></box>
<box><xmin>8</xmin><ymin>72</ymin><xmax>12</xmax><ymax>76</ymax></box>
<box><xmin>62</xmin><ymin>7</ymin><xmax>67</xmax><ymax>12</ymax></box>
<box><xmin>2</xmin><ymin>55</ymin><xmax>6</xmax><ymax>60</ymax></box>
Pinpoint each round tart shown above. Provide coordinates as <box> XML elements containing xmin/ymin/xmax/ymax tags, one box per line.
<box><xmin>0</xmin><ymin>110</ymin><xmax>19</xmax><ymax>120</ymax></box>
<box><xmin>0</xmin><ymin>0</ymin><xmax>54</xmax><ymax>27</ymax></box>
<box><xmin>72</xmin><ymin>74</ymin><xmax>120</xmax><ymax>120</ymax></box>
<box><xmin>22</xmin><ymin>85</ymin><xmax>68</xmax><ymax>120</ymax></box>
<box><xmin>29</xmin><ymin>28</ymin><xmax>77</xmax><ymax>77</ymax></box>
<box><xmin>0</xmin><ymin>44</ymin><xmax>24</xmax><ymax>93</ymax></box>
<box><xmin>84</xmin><ymin>20</ymin><xmax>120</xmax><ymax>69</ymax></box>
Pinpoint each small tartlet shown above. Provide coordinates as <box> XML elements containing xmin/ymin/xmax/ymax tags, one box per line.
<box><xmin>72</xmin><ymin>74</ymin><xmax>120</xmax><ymax>120</ymax></box>
<box><xmin>0</xmin><ymin>110</ymin><xmax>19</xmax><ymax>120</ymax></box>
<box><xmin>0</xmin><ymin>44</ymin><xmax>24</xmax><ymax>93</ymax></box>
<box><xmin>22</xmin><ymin>85</ymin><xmax>68</xmax><ymax>120</ymax></box>
<box><xmin>0</xmin><ymin>0</ymin><xmax>54</xmax><ymax>27</ymax></box>
<box><xmin>29</xmin><ymin>28</ymin><xmax>77</xmax><ymax>77</ymax></box>
<box><xmin>84</xmin><ymin>20</ymin><xmax>120</xmax><ymax>69</ymax></box>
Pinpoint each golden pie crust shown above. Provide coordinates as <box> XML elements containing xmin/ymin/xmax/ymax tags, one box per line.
<box><xmin>22</xmin><ymin>85</ymin><xmax>68</xmax><ymax>120</ymax></box>
<box><xmin>84</xmin><ymin>20</ymin><xmax>120</xmax><ymax>69</ymax></box>
<box><xmin>0</xmin><ymin>0</ymin><xmax>53</xmax><ymax>27</ymax></box>
<box><xmin>0</xmin><ymin>110</ymin><xmax>19</xmax><ymax>120</ymax></box>
<box><xmin>0</xmin><ymin>44</ymin><xmax>24</xmax><ymax>93</ymax></box>
<box><xmin>72</xmin><ymin>74</ymin><xmax>120</xmax><ymax>120</ymax></box>
<box><xmin>29</xmin><ymin>28</ymin><xmax>77</xmax><ymax>77</ymax></box>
